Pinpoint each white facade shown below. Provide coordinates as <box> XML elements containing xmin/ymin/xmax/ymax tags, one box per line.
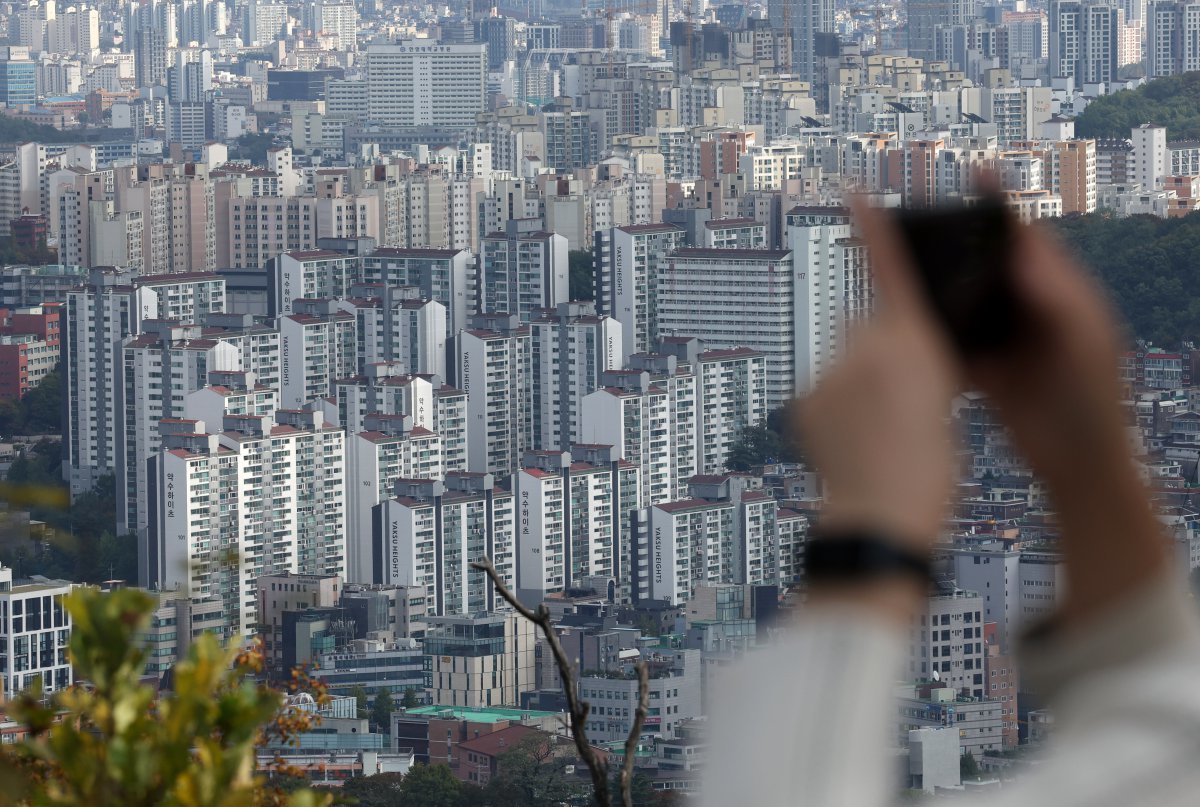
<box><xmin>513</xmin><ymin>453</ymin><xmax>623</xmax><ymax>605</ymax></box>
<box><xmin>117</xmin><ymin>323</ymin><xmax>241</xmax><ymax>585</ymax></box>
<box><xmin>457</xmin><ymin>316</ymin><xmax>532</xmax><ymax>476</ymax></box>
<box><xmin>0</xmin><ymin>566</ymin><xmax>74</xmax><ymax>702</ymax></box>
<box><xmin>65</xmin><ymin>269</ymin><xmax>226</xmax><ymax>497</ymax></box>
<box><xmin>365</xmin><ymin>42</ymin><xmax>486</xmax><ymax>129</ymax></box>
<box><xmin>530</xmin><ymin>302</ymin><xmax>624</xmax><ymax>451</ymax></box>
<box><xmin>595</xmin><ymin>223</ymin><xmax>686</xmax><ymax>357</ymax></box>
<box><xmin>347</xmin><ymin>415</ymin><xmax>444</xmax><ymax>584</ymax></box>
<box><xmin>642</xmin><ymin>478</ymin><xmax>806</xmax><ymax>604</ymax></box>
<box><xmin>789</xmin><ymin>207</ymin><xmax>873</xmax><ymax>396</ymax></box>
<box><xmin>657</xmin><ymin>248</ymin><xmax>799</xmax><ymax>407</ymax></box>
<box><xmin>374</xmin><ymin>475</ymin><xmax>515</xmax><ymax>614</ymax></box>
<box><xmin>579</xmin><ymin>359</ymin><xmax>697</xmax><ymax>506</ymax></box>
<box><xmin>1131</xmin><ymin>123</ymin><xmax>1168</xmax><ymax>191</ymax></box>
<box><xmin>279</xmin><ymin>305</ymin><xmax>358</xmax><ymax>409</ymax></box>
<box><xmin>151</xmin><ymin>410</ymin><xmax>346</xmax><ymax>637</ymax></box>
<box><xmin>479</xmin><ymin>223</ymin><xmax>568</xmax><ymax>323</ymax></box>
<box><xmin>361</xmin><ymin>249</ymin><xmax>474</xmax><ymax>335</ymax></box>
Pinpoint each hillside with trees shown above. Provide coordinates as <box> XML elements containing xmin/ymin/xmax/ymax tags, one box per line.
<box><xmin>1074</xmin><ymin>72</ymin><xmax>1200</xmax><ymax>140</ymax></box>
<box><xmin>1051</xmin><ymin>212</ymin><xmax>1200</xmax><ymax>347</ymax></box>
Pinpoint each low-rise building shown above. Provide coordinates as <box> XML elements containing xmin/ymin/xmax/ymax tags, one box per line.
<box><xmin>0</xmin><ymin>566</ymin><xmax>73</xmax><ymax>701</ymax></box>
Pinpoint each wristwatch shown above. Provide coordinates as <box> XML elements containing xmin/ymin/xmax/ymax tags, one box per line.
<box><xmin>805</xmin><ymin>528</ymin><xmax>933</xmax><ymax>585</ymax></box>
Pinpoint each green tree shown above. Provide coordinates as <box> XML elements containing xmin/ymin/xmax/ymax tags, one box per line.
<box><xmin>569</xmin><ymin>249</ymin><xmax>596</xmax><ymax>301</ymax></box>
<box><xmin>230</xmin><ymin>132</ymin><xmax>279</xmax><ymax>165</ymax></box>
<box><xmin>608</xmin><ymin>770</ymin><xmax>658</xmax><ymax>806</ymax></box>
<box><xmin>396</xmin><ymin>763</ymin><xmax>461</xmax><ymax>807</ymax></box>
<box><xmin>960</xmin><ymin>751</ymin><xmax>981</xmax><ymax>781</ymax></box>
<box><xmin>371</xmin><ymin>688</ymin><xmax>395</xmax><ymax>733</ymax></box>
<box><xmin>0</xmin><ymin>586</ymin><xmax>329</xmax><ymax>807</ymax></box>
<box><xmin>401</xmin><ymin>687</ymin><xmax>420</xmax><ymax>709</ymax></box>
<box><xmin>484</xmin><ymin>734</ymin><xmax>583</xmax><ymax>807</ymax></box>
<box><xmin>1074</xmin><ymin>72</ymin><xmax>1200</xmax><ymax>140</ymax></box>
<box><xmin>20</xmin><ymin>365</ymin><xmax>61</xmax><ymax>434</ymax></box>
<box><xmin>337</xmin><ymin>771</ymin><xmax>406</xmax><ymax>807</ymax></box>
<box><xmin>351</xmin><ymin>686</ymin><xmax>370</xmax><ymax>719</ymax></box>
<box><xmin>725</xmin><ymin>423</ymin><xmax>783</xmax><ymax>471</ymax></box>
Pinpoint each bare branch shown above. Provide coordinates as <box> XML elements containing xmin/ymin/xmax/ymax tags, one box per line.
<box><xmin>619</xmin><ymin>661</ymin><xmax>650</xmax><ymax>807</ymax></box>
<box><xmin>472</xmin><ymin>556</ymin><xmax>613</xmax><ymax>806</ymax></box>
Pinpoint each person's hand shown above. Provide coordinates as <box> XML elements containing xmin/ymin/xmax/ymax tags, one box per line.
<box><xmin>800</xmin><ymin>201</ymin><xmax>960</xmax><ymax>553</ymax></box>
<box><xmin>970</xmin><ymin>224</ymin><xmax>1127</xmax><ymax>492</ymax></box>
<box><xmin>969</xmin><ymin>221</ymin><xmax>1169</xmax><ymax>623</ymax></box>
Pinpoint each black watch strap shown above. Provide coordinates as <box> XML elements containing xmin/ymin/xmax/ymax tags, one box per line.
<box><xmin>806</xmin><ymin>528</ymin><xmax>933</xmax><ymax>585</ymax></box>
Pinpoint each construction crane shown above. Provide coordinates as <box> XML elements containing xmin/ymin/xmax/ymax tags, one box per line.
<box><xmin>867</xmin><ymin>5</ymin><xmax>889</xmax><ymax>54</ymax></box>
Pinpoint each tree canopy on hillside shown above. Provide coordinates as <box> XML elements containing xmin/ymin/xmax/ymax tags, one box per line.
<box><xmin>1074</xmin><ymin>72</ymin><xmax>1200</xmax><ymax>140</ymax></box>
<box><xmin>1051</xmin><ymin>212</ymin><xmax>1200</xmax><ymax>347</ymax></box>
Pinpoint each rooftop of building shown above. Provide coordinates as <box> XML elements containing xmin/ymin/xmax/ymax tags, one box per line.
<box><xmin>399</xmin><ymin>705</ymin><xmax>561</xmax><ymax>724</ymax></box>
<box><xmin>670</xmin><ymin>247</ymin><xmax>791</xmax><ymax>260</ymax></box>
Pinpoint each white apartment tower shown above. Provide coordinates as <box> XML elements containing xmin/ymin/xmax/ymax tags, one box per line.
<box><xmin>788</xmin><ymin>206</ymin><xmax>873</xmax><ymax>395</ymax></box>
<box><xmin>641</xmin><ymin>476</ymin><xmax>806</xmax><ymax>604</ymax></box>
<box><xmin>529</xmin><ymin>302</ymin><xmax>624</xmax><ymax>451</ymax></box>
<box><xmin>594</xmin><ymin>223</ymin><xmax>687</xmax><ymax>357</ymax></box>
<box><xmin>657</xmin><ymin>248</ymin><xmax>799</xmax><ymax>407</ymax></box>
<box><xmin>117</xmin><ymin>322</ymin><xmax>241</xmax><ymax>585</ymax></box>
<box><xmin>457</xmin><ymin>313</ymin><xmax>532</xmax><ymax>476</ymax></box>
<box><xmin>1131</xmin><ymin>123</ymin><xmax>1169</xmax><ymax>190</ymax></box>
<box><xmin>360</xmin><ymin>248</ymin><xmax>474</xmax><ymax>334</ymax></box>
<box><xmin>579</xmin><ymin>356</ymin><xmax>698</xmax><ymax>506</ymax></box>
<box><xmin>149</xmin><ymin>410</ymin><xmax>346</xmax><ymax>636</ymax></box>
<box><xmin>278</xmin><ymin>300</ymin><xmax>358</xmax><ymax>408</ymax></box>
<box><xmin>64</xmin><ymin>268</ymin><xmax>226</xmax><ymax>496</ymax></box>
<box><xmin>365</xmin><ymin>41</ymin><xmax>486</xmax><ymax>130</ymax></box>
<box><xmin>514</xmin><ymin>450</ymin><xmax>627</xmax><ymax>606</ymax></box>
<box><xmin>347</xmin><ymin>413</ymin><xmax>444</xmax><ymax>583</ymax></box>
<box><xmin>479</xmin><ymin>220</ymin><xmax>569</xmax><ymax>323</ymax></box>
<box><xmin>659</xmin><ymin>338</ymin><xmax>770</xmax><ymax>475</ymax></box>
<box><xmin>374</xmin><ymin>474</ymin><xmax>516</xmax><ymax>614</ymax></box>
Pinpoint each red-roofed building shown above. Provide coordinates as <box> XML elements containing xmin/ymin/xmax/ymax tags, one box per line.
<box><xmin>0</xmin><ymin>303</ymin><xmax>61</xmax><ymax>399</ymax></box>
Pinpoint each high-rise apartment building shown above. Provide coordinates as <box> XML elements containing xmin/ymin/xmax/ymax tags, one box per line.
<box><xmin>594</xmin><ymin>223</ymin><xmax>686</xmax><ymax>357</ymax></box>
<box><xmin>150</xmin><ymin>410</ymin><xmax>346</xmax><ymax>636</ymax></box>
<box><xmin>479</xmin><ymin>220</ymin><xmax>569</xmax><ymax>323</ymax></box>
<box><xmin>666</xmin><ymin>341</ymin><xmax>769</xmax><ymax>475</ymax></box>
<box><xmin>580</xmin><ymin>356</ymin><xmax>698</xmax><ymax>506</ymax></box>
<box><xmin>457</xmin><ymin>313</ymin><xmax>532</xmax><ymax>476</ymax></box>
<box><xmin>767</xmin><ymin>0</ymin><xmax>834</xmax><ymax>84</ymax></box>
<box><xmin>278</xmin><ymin>300</ymin><xmax>358</xmax><ymax>408</ymax></box>
<box><xmin>65</xmin><ymin>269</ymin><xmax>226</xmax><ymax>496</ymax></box>
<box><xmin>514</xmin><ymin>450</ymin><xmax>634</xmax><ymax>605</ymax></box>
<box><xmin>347</xmin><ymin>413</ymin><xmax>444</xmax><ymax>583</ymax></box>
<box><xmin>907</xmin><ymin>0</ymin><xmax>978</xmax><ymax>60</ymax></box>
<box><xmin>1132</xmin><ymin>123</ymin><xmax>1169</xmax><ymax>190</ymax></box>
<box><xmin>117</xmin><ymin>322</ymin><xmax>241</xmax><ymax>581</ymax></box>
<box><xmin>365</xmin><ymin>41</ymin><xmax>486</xmax><ymax>131</ymax></box>
<box><xmin>529</xmin><ymin>302</ymin><xmax>624</xmax><ymax>451</ymax></box>
<box><xmin>788</xmin><ymin>206</ymin><xmax>872</xmax><ymax>396</ymax></box>
<box><xmin>1050</xmin><ymin>0</ymin><xmax>1119</xmax><ymax>84</ymax></box>
<box><xmin>657</xmin><ymin>247</ymin><xmax>798</xmax><ymax>407</ymax></box>
<box><xmin>374</xmin><ymin>474</ymin><xmax>516</xmax><ymax>614</ymax></box>
<box><xmin>641</xmin><ymin>476</ymin><xmax>806</xmax><ymax>604</ymax></box>
<box><xmin>1146</xmin><ymin>0</ymin><xmax>1200</xmax><ymax>76</ymax></box>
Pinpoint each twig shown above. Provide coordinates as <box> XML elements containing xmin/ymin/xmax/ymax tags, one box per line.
<box><xmin>472</xmin><ymin>556</ymin><xmax>651</xmax><ymax>807</ymax></box>
<box><xmin>619</xmin><ymin>661</ymin><xmax>650</xmax><ymax>807</ymax></box>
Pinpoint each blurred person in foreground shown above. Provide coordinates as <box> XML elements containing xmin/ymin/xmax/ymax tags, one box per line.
<box><xmin>700</xmin><ymin>203</ymin><xmax>1200</xmax><ymax>806</ymax></box>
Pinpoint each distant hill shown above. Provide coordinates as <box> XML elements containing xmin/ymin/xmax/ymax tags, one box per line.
<box><xmin>1074</xmin><ymin>72</ymin><xmax>1200</xmax><ymax>141</ymax></box>
<box><xmin>1052</xmin><ymin>212</ymin><xmax>1200</xmax><ymax>347</ymax></box>
<box><xmin>0</xmin><ymin>113</ymin><xmax>130</xmax><ymax>145</ymax></box>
